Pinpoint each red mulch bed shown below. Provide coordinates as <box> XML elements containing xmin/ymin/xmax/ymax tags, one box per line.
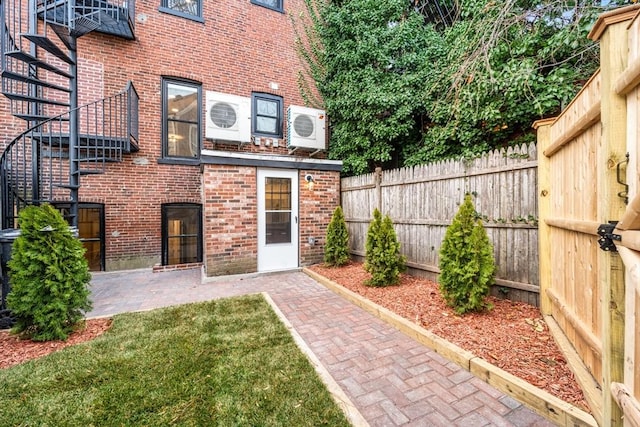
<box><xmin>309</xmin><ymin>262</ymin><xmax>590</xmax><ymax>413</ymax></box>
<box><xmin>0</xmin><ymin>318</ymin><xmax>112</xmax><ymax>370</ymax></box>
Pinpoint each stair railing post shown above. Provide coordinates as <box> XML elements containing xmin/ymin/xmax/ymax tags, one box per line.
<box><xmin>0</xmin><ymin>0</ymin><xmax>5</xmax><ymax>69</ymax></box>
<box><xmin>27</xmin><ymin>0</ymin><xmax>40</xmax><ymax>205</ymax></box>
<box><xmin>69</xmin><ymin>40</ymin><xmax>78</xmax><ymax>228</ymax></box>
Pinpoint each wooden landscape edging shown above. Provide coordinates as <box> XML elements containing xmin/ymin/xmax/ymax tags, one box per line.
<box><xmin>303</xmin><ymin>268</ymin><xmax>598</xmax><ymax>427</ymax></box>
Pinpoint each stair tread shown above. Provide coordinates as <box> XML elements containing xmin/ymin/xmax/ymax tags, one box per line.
<box><xmin>77</xmin><ymin>169</ymin><xmax>104</xmax><ymax>175</ymax></box>
<box><xmin>54</xmin><ymin>184</ymin><xmax>80</xmax><ymax>189</ymax></box>
<box><xmin>1</xmin><ymin>70</ymin><xmax>71</xmax><ymax>93</ymax></box>
<box><xmin>20</xmin><ymin>34</ymin><xmax>74</xmax><ymax>64</ymax></box>
<box><xmin>5</xmin><ymin>50</ymin><xmax>73</xmax><ymax>78</ymax></box>
<box><xmin>13</xmin><ymin>113</ymin><xmax>69</xmax><ymax>122</ymax></box>
<box><xmin>2</xmin><ymin>92</ymin><xmax>70</xmax><ymax>107</ymax></box>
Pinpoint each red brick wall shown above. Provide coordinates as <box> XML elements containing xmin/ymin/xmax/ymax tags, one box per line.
<box><xmin>0</xmin><ymin>0</ymin><xmax>339</xmax><ymax>271</ymax></box>
<box><xmin>202</xmin><ymin>165</ymin><xmax>258</xmax><ymax>275</ymax></box>
<box><xmin>299</xmin><ymin>169</ymin><xmax>342</xmax><ymax>266</ymax></box>
<box><xmin>202</xmin><ymin>165</ymin><xmax>341</xmax><ymax>276</ymax></box>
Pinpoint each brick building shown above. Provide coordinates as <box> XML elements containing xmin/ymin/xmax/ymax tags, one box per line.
<box><xmin>0</xmin><ymin>0</ymin><xmax>341</xmax><ymax>276</ymax></box>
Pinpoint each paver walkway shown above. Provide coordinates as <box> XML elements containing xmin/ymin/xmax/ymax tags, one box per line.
<box><xmin>89</xmin><ymin>268</ymin><xmax>556</xmax><ymax>427</ymax></box>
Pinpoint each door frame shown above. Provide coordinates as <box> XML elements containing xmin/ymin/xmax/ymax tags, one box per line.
<box><xmin>257</xmin><ymin>168</ymin><xmax>299</xmax><ymax>272</ymax></box>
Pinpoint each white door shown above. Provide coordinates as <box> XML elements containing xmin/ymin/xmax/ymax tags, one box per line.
<box><xmin>257</xmin><ymin>169</ymin><xmax>299</xmax><ymax>272</ymax></box>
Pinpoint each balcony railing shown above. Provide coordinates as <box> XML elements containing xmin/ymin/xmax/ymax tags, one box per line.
<box><xmin>0</xmin><ymin>81</ymin><xmax>139</xmax><ymax>228</ymax></box>
<box><xmin>36</xmin><ymin>0</ymin><xmax>135</xmax><ymax>39</ymax></box>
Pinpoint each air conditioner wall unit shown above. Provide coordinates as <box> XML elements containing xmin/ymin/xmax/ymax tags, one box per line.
<box><xmin>205</xmin><ymin>91</ymin><xmax>251</xmax><ymax>143</ymax></box>
<box><xmin>287</xmin><ymin>105</ymin><xmax>326</xmax><ymax>151</ymax></box>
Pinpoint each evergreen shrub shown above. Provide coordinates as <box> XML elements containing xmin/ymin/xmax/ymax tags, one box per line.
<box><xmin>438</xmin><ymin>195</ymin><xmax>495</xmax><ymax>314</ymax></box>
<box><xmin>7</xmin><ymin>204</ymin><xmax>92</xmax><ymax>341</ymax></box>
<box><xmin>324</xmin><ymin>206</ymin><xmax>350</xmax><ymax>266</ymax></box>
<box><xmin>364</xmin><ymin>209</ymin><xmax>406</xmax><ymax>287</ymax></box>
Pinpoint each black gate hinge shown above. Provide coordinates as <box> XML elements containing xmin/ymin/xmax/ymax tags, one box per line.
<box><xmin>597</xmin><ymin>222</ymin><xmax>620</xmax><ymax>252</ymax></box>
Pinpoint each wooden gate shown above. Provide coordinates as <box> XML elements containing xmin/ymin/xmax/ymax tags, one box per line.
<box><xmin>536</xmin><ymin>5</ymin><xmax>640</xmax><ymax>426</ymax></box>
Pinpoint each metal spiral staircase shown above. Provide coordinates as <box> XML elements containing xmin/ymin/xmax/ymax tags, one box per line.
<box><xmin>0</xmin><ymin>0</ymin><xmax>138</xmax><ymax>229</ymax></box>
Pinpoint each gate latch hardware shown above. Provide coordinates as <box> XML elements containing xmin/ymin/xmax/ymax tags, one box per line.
<box><xmin>597</xmin><ymin>222</ymin><xmax>620</xmax><ymax>252</ymax></box>
<box><xmin>616</xmin><ymin>153</ymin><xmax>629</xmax><ymax>205</ymax></box>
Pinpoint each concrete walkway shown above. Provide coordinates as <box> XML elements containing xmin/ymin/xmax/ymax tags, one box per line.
<box><xmin>88</xmin><ymin>268</ymin><xmax>556</xmax><ymax>427</ymax></box>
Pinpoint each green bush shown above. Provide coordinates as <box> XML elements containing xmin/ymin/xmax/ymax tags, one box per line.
<box><xmin>324</xmin><ymin>206</ymin><xmax>350</xmax><ymax>266</ymax></box>
<box><xmin>438</xmin><ymin>195</ymin><xmax>495</xmax><ymax>314</ymax></box>
<box><xmin>364</xmin><ymin>209</ymin><xmax>406</xmax><ymax>287</ymax></box>
<box><xmin>7</xmin><ymin>204</ymin><xmax>92</xmax><ymax>341</ymax></box>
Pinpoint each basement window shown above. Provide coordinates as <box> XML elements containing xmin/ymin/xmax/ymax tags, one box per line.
<box><xmin>161</xmin><ymin>203</ymin><xmax>203</xmax><ymax>265</ymax></box>
<box><xmin>251</xmin><ymin>0</ymin><xmax>283</xmax><ymax>13</ymax></box>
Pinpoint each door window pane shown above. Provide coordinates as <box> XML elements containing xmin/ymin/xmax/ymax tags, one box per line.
<box><xmin>266</xmin><ymin>212</ymin><xmax>291</xmax><ymax>244</ymax></box>
<box><xmin>264</xmin><ymin>177</ymin><xmax>292</xmax><ymax>244</ymax></box>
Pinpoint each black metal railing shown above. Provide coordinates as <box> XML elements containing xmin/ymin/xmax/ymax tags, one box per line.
<box><xmin>0</xmin><ymin>81</ymin><xmax>138</xmax><ymax>228</ymax></box>
<box><xmin>36</xmin><ymin>0</ymin><xmax>135</xmax><ymax>39</ymax></box>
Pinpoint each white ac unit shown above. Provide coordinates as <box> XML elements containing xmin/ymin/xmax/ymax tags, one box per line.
<box><xmin>205</xmin><ymin>91</ymin><xmax>251</xmax><ymax>143</ymax></box>
<box><xmin>287</xmin><ymin>105</ymin><xmax>326</xmax><ymax>151</ymax></box>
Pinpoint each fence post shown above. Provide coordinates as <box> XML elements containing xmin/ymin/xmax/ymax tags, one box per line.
<box><xmin>534</xmin><ymin>118</ymin><xmax>555</xmax><ymax>317</ymax></box>
<box><xmin>375</xmin><ymin>167</ymin><xmax>382</xmax><ymax>213</ymax></box>
<box><xmin>589</xmin><ymin>8</ymin><xmax>636</xmax><ymax>426</ymax></box>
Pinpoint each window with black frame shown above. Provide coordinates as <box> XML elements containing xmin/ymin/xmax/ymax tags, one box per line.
<box><xmin>160</xmin><ymin>0</ymin><xmax>203</xmax><ymax>20</ymax></box>
<box><xmin>54</xmin><ymin>203</ymin><xmax>105</xmax><ymax>271</ymax></box>
<box><xmin>162</xmin><ymin>204</ymin><xmax>202</xmax><ymax>265</ymax></box>
<box><xmin>251</xmin><ymin>0</ymin><xmax>283</xmax><ymax>13</ymax></box>
<box><xmin>251</xmin><ymin>92</ymin><xmax>283</xmax><ymax>138</ymax></box>
<box><xmin>162</xmin><ymin>78</ymin><xmax>201</xmax><ymax>160</ymax></box>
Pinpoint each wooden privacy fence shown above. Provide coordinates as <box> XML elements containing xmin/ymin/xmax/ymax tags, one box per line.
<box><xmin>536</xmin><ymin>4</ymin><xmax>640</xmax><ymax>426</ymax></box>
<box><xmin>341</xmin><ymin>143</ymin><xmax>539</xmax><ymax>305</ymax></box>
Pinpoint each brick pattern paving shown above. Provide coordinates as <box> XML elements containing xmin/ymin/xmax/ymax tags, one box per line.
<box><xmin>89</xmin><ymin>269</ymin><xmax>557</xmax><ymax>427</ymax></box>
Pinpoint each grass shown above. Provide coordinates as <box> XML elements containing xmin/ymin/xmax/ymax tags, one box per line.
<box><xmin>0</xmin><ymin>294</ymin><xmax>351</xmax><ymax>426</ymax></box>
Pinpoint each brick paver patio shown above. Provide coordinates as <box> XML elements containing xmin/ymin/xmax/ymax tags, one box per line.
<box><xmin>88</xmin><ymin>268</ymin><xmax>556</xmax><ymax>427</ymax></box>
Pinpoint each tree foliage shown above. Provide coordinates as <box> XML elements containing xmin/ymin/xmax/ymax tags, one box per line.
<box><xmin>438</xmin><ymin>195</ymin><xmax>495</xmax><ymax>314</ymax></box>
<box><xmin>324</xmin><ymin>206</ymin><xmax>351</xmax><ymax>266</ymax></box>
<box><xmin>7</xmin><ymin>204</ymin><xmax>91</xmax><ymax>341</ymax></box>
<box><xmin>364</xmin><ymin>209</ymin><xmax>406</xmax><ymax>286</ymax></box>
<box><xmin>295</xmin><ymin>0</ymin><xmax>632</xmax><ymax>175</ymax></box>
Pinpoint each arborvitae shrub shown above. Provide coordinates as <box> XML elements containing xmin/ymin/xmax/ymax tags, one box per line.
<box><xmin>364</xmin><ymin>208</ymin><xmax>406</xmax><ymax>287</ymax></box>
<box><xmin>438</xmin><ymin>194</ymin><xmax>495</xmax><ymax>314</ymax></box>
<box><xmin>7</xmin><ymin>204</ymin><xmax>92</xmax><ymax>341</ymax></box>
<box><xmin>324</xmin><ymin>206</ymin><xmax>350</xmax><ymax>266</ymax></box>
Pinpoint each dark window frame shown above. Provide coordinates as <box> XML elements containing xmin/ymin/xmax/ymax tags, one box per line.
<box><xmin>53</xmin><ymin>202</ymin><xmax>105</xmax><ymax>272</ymax></box>
<box><xmin>250</xmin><ymin>0</ymin><xmax>284</xmax><ymax>13</ymax></box>
<box><xmin>251</xmin><ymin>92</ymin><xmax>284</xmax><ymax>138</ymax></box>
<box><xmin>159</xmin><ymin>0</ymin><xmax>204</xmax><ymax>22</ymax></box>
<box><xmin>161</xmin><ymin>203</ymin><xmax>203</xmax><ymax>266</ymax></box>
<box><xmin>161</xmin><ymin>77</ymin><xmax>202</xmax><ymax>163</ymax></box>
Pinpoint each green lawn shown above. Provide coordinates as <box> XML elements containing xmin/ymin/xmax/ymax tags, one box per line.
<box><xmin>0</xmin><ymin>295</ymin><xmax>351</xmax><ymax>426</ymax></box>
